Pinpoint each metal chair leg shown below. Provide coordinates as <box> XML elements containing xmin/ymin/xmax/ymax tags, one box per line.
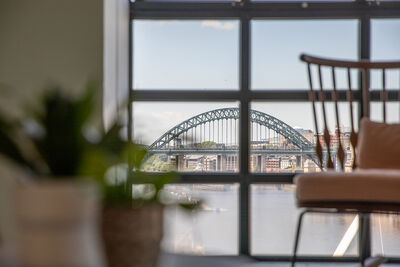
<box><xmin>359</xmin><ymin>213</ymin><xmax>371</xmax><ymax>266</ymax></box>
<box><xmin>292</xmin><ymin>210</ymin><xmax>307</xmax><ymax>267</ymax></box>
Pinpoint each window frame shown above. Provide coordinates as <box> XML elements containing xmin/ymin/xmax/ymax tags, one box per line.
<box><xmin>128</xmin><ymin>0</ymin><xmax>400</xmax><ymax>262</ymax></box>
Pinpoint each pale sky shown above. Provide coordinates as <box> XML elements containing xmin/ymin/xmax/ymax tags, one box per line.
<box><xmin>132</xmin><ymin>19</ymin><xmax>400</xmax><ymax>145</ymax></box>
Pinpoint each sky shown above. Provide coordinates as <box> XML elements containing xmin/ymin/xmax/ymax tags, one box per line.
<box><xmin>132</xmin><ymin>19</ymin><xmax>400</xmax><ymax>145</ymax></box>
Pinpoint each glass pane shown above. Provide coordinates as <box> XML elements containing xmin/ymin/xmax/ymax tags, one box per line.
<box><xmin>251</xmin><ymin>20</ymin><xmax>358</xmax><ymax>90</ymax></box>
<box><xmin>372</xmin><ymin>214</ymin><xmax>400</xmax><ymax>257</ymax></box>
<box><xmin>251</xmin><ymin>184</ymin><xmax>358</xmax><ymax>256</ymax></box>
<box><xmin>371</xmin><ymin>19</ymin><xmax>400</xmax><ymax>91</ymax></box>
<box><xmin>371</xmin><ymin>69</ymin><xmax>400</xmax><ymax>90</ymax></box>
<box><xmin>250</xmin><ymin>102</ymin><xmax>359</xmax><ymax>173</ymax></box>
<box><xmin>162</xmin><ymin>184</ymin><xmax>239</xmax><ymax>255</ymax></box>
<box><xmin>133</xmin><ymin>20</ymin><xmax>239</xmax><ymax>90</ymax></box>
<box><xmin>133</xmin><ymin>102</ymin><xmax>239</xmax><ymax>172</ymax></box>
<box><xmin>371</xmin><ymin>18</ymin><xmax>400</xmax><ymax>58</ymax></box>
<box><xmin>370</xmin><ymin>102</ymin><xmax>400</xmax><ymax>123</ymax></box>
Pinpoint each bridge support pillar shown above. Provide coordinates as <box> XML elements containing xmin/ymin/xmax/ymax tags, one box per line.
<box><xmin>261</xmin><ymin>155</ymin><xmax>266</xmax><ymax>173</ymax></box>
<box><xmin>256</xmin><ymin>155</ymin><xmax>261</xmax><ymax>173</ymax></box>
<box><xmin>296</xmin><ymin>155</ymin><xmax>303</xmax><ymax>168</ymax></box>
<box><xmin>175</xmin><ymin>154</ymin><xmax>184</xmax><ymax>171</ymax></box>
<box><xmin>217</xmin><ymin>155</ymin><xmax>227</xmax><ymax>171</ymax></box>
<box><xmin>254</xmin><ymin>155</ymin><xmax>266</xmax><ymax>173</ymax></box>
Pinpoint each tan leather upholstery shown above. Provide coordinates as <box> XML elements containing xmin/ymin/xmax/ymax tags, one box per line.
<box><xmin>357</xmin><ymin>118</ymin><xmax>400</xmax><ymax>170</ymax></box>
<box><xmin>295</xmin><ymin>169</ymin><xmax>400</xmax><ymax>205</ymax></box>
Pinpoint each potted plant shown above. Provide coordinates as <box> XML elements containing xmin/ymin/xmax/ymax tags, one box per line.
<box><xmin>81</xmin><ymin>123</ymin><xmax>198</xmax><ymax>267</ymax></box>
<box><xmin>82</xmin><ymin>138</ymin><xmax>168</xmax><ymax>267</ymax></box>
<box><xmin>0</xmin><ymin>84</ymin><xmax>107</xmax><ymax>266</ymax></box>
<box><xmin>0</xmin><ymin>84</ymin><xmax>198</xmax><ymax>267</ymax></box>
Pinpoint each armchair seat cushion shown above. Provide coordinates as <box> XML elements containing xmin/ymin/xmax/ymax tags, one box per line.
<box><xmin>295</xmin><ymin>169</ymin><xmax>400</xmax><ymax>211</ymax></box>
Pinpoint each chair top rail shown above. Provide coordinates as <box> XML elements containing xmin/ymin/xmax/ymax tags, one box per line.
<box><xmin>300</xmin><ymin>54</ymin><xmax>400</xmax><ymax>69</ymax></box>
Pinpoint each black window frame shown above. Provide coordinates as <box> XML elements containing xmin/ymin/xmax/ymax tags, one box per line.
<box><xmin>128</xmin><ymin>0</ymin><xmax>400</xmax><ymax>262</ymax></box>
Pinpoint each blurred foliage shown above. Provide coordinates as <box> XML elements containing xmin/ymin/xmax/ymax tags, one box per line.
<box><xmin>0</xmin><ymin>83</ymin><xmax>97</xmax><ymax>176</ymax></box>
<box><xmin>0</xmin><ymin>83</ymin><xmax>200</xmax><ymax>207</ymax></box>
<box><xmin>196</xmin><ymin>141</ymin><xmax>217</xmax><ymax>148</ymax></box>
<box><xmin>142</xmin><ymin>155</ymin><xmax>175</xmax><ymax>172</ymax></box>
<box><xmin>80</xmin><ymin>130</ymin><xmax>180</xmax><ymax>205</ymax></box>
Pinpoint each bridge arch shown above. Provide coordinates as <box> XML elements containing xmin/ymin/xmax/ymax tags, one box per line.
<box><xmin>148</xmin><ymin>107</ymin><xmax>313</xmax><ymax>151</ymax></box>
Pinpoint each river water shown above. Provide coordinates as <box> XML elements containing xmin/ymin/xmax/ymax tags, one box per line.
<box><xmin>161</xmin><ymin>184</ymin><xmax>400</xmax><ymax>258</ymax></box>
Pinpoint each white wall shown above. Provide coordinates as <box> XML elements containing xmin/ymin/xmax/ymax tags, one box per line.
<box><xmin>0</xmin><ymin>0</ymin><xmax>103</xmax><ymax>117</ymax></box>
<box><xmin>0</xmin><ymin>0</ymin><xmax>104</xmax><ymax>247</ymax></box>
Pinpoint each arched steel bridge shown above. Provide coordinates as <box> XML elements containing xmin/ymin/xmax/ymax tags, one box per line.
<box><xmin>148</xmin><ymin>107</ymin><xmax>314</xmax><ymax>152</ymax></box>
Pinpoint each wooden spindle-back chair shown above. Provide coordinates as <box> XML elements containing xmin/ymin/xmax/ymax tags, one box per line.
<box><xmin>292</xmin><ymin>54</ymin><xmax>400</xmax><ymax>267</ymax></box>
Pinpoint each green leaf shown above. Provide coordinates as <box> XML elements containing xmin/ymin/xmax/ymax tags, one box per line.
<box><xmin>75</xmin><ymin>82</ymin><xmax>96</xmax><ymax>128</ymax></box>
<box><xmin>79</xmin><ymin>147</ymin><xmax>109</xmax><ymax>182</ymax></box>
<box><xmin>126</xmin><ymin>144</ymin><xmax>148</xmax><ymax>170</ymax></box>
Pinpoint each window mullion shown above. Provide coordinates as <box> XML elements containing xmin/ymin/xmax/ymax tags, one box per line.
<box><xmin>358</xmin><ymin>14</ymin><xmax>371</xmax><ymax>263</ymax></box>
<box><xmin>239</xmin><ymin>15</ymin><xmax>251</xmax><ymax>256</ymax></box>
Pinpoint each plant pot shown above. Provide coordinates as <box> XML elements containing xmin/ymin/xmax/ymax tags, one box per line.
<box><xmin>13</xmin><ymin>179</ymin><xmax>105</xmax><ymax>267</ymax></box>
<box><xmin>102</xmin><ymin>204</ymin><xmax>163</xmax><ymax>267</ymax></box>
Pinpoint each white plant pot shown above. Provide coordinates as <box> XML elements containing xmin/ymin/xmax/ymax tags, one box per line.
<box><xmin>14</xmin><ymin>179</ymin><xmax>105</xmax><ymax>267</ymax></box>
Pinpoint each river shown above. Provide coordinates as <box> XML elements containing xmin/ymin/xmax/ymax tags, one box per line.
<box><xmin>161</xmin><ymin>184</ymin><xmax>400</xmax><ymax>258</ymax></box>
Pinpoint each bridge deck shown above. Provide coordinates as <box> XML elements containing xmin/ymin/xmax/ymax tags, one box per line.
<box><xmin>148</xmin><ymin>148</ymin><xmax>318</xmax><ymax>155</ymax></box>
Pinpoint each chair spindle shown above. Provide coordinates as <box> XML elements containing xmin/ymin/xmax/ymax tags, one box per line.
<box><xmin>307</xmin><ymin>63</ymin><xmax>323</xmax><ymax>169</ymax></box>
<box><xmin>331</xmin><ymin>66</ymin><xmax>345</xmax><ymax>169</ymax></box>
<box><xmin>318</xmin><ymin>65</ymin><xmax>334</xmax><ymax>169</ymax></box>
<box><xmin>347</xmin><ymin>68</ymin><xmax>357</xmax><ymax>169</ymax></box>
<box><xmin>362</xmin><ymin>68</ymin><xmax>370</xmax><ymax>118</ymax></box>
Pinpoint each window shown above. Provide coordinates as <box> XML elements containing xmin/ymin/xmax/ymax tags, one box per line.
<box><xmin>370</xmin><ymin>18</ymin><xmax>400</xmax><ymax>257</ymax></box>
<box><xmin>128</xmin><ymin>0</ymin><xmax>400</xmax><ymax>261</ymax></box>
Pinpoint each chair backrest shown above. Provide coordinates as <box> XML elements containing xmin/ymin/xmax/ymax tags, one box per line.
<box><xmin>300</xmin><ymin>54</ymin><xmax>400</xmax><ymax>171</ymax></box>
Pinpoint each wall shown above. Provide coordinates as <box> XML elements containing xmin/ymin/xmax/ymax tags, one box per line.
<box><xmin>0</xmin><ymin>0</ymin><xmax>103</xmax><ymax>117</ymax></box>
<box><xmin>0</xmin><ymin>0</ymin><xmax>103</xmax><ymax>246</ymax></box>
